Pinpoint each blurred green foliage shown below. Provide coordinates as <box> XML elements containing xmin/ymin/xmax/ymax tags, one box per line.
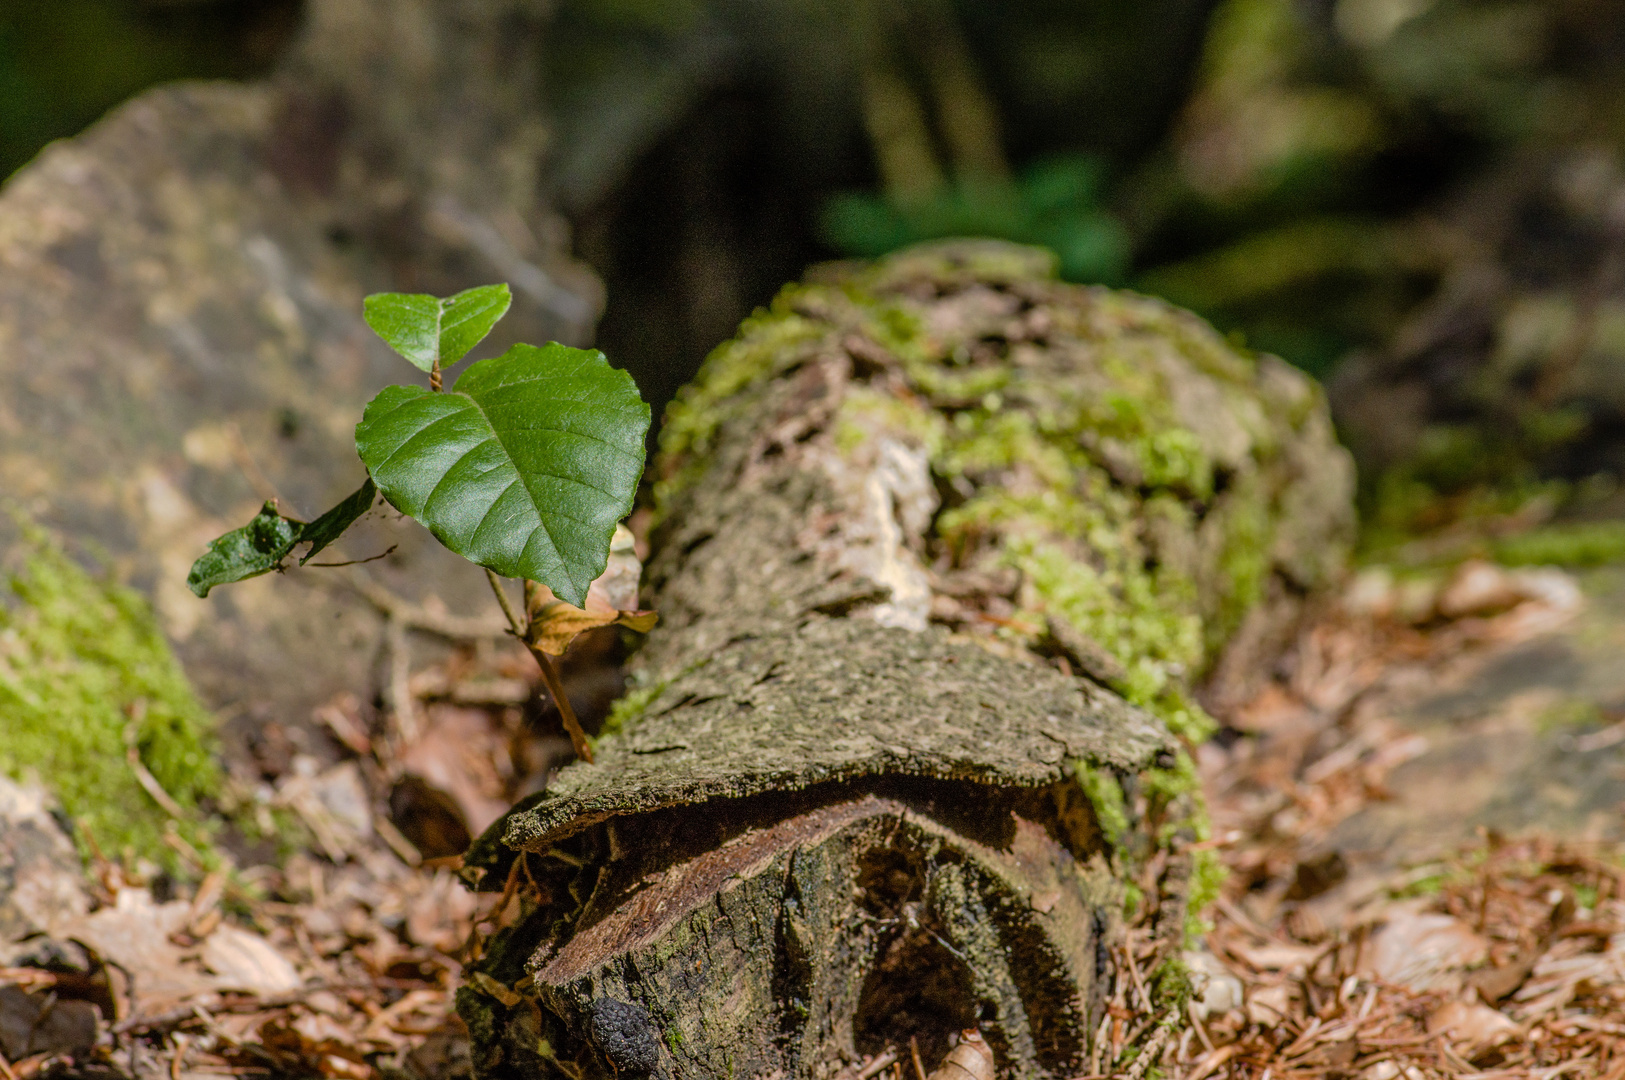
<box><xmin>0</xmin><ymin>0</ymin><xmax>295</xmax><ymax>180</ymax></box>
<box><xmin>1495</xmin><ymin>522</ymin><xmax>1625</xmax><ymax>569</ymax></box>
<box><xmin>5</xmin><ymin>0</ymin><xmax>1625</xmax><ymax>553</ymax></box>
<box><xmin>821</xmin><ymin>155</ymin><xmax>1130</xmax><ymax>283</ymax></box>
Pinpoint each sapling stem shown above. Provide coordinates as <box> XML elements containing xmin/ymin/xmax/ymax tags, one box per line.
<box><xmin>485</xmin><ymin>569</ymin><xmax>595</xmax><ymax>764</ymax></box>
<box><xmin>529</xmin><ymin>643</ymin><xmax>594</xmax><ymax>764</ymax></box>
<box><xmin>429</xmin><ymin>358</ymin><xmax>443</xmax><ymax>392</ymax></box>
<box><xmin>485</xmin><ymin>568</ymin><xmax>525</xmax><ymax>636</ymax></box>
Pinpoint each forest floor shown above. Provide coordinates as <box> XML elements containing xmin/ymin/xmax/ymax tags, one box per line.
<box><xmin>1165</xmin><ymin>559</ymin><xmax>1625</xmax><ymax>1080</ymax></box>
<box><xmin>2</xmin><ymin>563</ymin><xmax>1623</xmax><ymax>1080</ymax></box>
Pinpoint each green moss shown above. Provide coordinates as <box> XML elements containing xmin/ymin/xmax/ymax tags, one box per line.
<box><xmin>1207</xmin><ymin>484</ymin><xmax>1273</xmax><ymax>655</ymax></box>
<box><xmin>1149</xmin><ymin>956</ymin><xmax>1195</xmax><ymax>1013</ymax></box>
<box><xmin>943</xmin><ymin>489</ymin><xmax>1201</xmax><ymax>681</ymax></box>
<box><xmin>656</xmin><ymin>250</ymin><xmax>1307</xmax><ymax>746</ymax></box>
<box><xmin>1076</xmin><ymin>762</ymin><xmax>1129</xmax><ymax>847</ymax></box>
<box><xmin>596</xmin><ymin>677</ymin><xmax>672</xmax><ymax>745</ymax></box>
<box><xmin>653</xmin><ymin>298</ymin><xmax>830</xmax><ymax>520</ymax></box>
<box><xmin>1395</xmin><ymin>873</ymin><xmax>1447</xmax><ymax>898</ymax></box>
<box><xmin>0</xmin><ymin>520</ymin><xmax>221</xmax><ymax>870</ymax></box>
<box><xmin>1355</xmin><ymin>419</ymin><xmax>1580</xmax><ymax>560</ymax></box>
<box><xmin>1536</xmin><ymin>697</ymin><xmax>1604</xmax><ymax>734</ymax></box>
<box><xmin>831</xmin><ymin>387</ymin><xmax>947</xmax><ymax>460</ymax></box>
<box><xmin>1121</xmin><ymin>879</ymin><xmax>1144</xmax><ymax>921</ymax></box>
<box><xmin>1145</xmin><ymin>751</ymin><xmax>1202</xmax><ymax>818</ymax></box>
<box><xmin>1495</xmin><ymin>520</ymin><xmax>1625</xmax><ymax>567</ymax></box>
<box><xmin>1185</xmin><ymin>848</ymin><xmax>1226</xmax><ymax>944</ymax></box>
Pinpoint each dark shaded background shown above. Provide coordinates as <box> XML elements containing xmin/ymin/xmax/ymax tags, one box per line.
<box><xmin>7</xmin><ymin>0</ymin><xmax>1625</xmax><ymax>545</ymax></box>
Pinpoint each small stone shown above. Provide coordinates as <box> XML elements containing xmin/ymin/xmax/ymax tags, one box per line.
<box><xmin>1427</xmin><ymin>999</ymin><xmax>1518</xmax><ymax>1053</ymax></box>
<box><xmin>588</xmin><ymin>998</ymin><xmax>663</xmax><ymax>1078</ymax></box>
<box><xmin>0</xmin><ymin>773</ymin><xmax>90</xmax><ymax>942</ymax></box>
<box><xmin>1394</xmin><ymin>577</ymin><xmax>1441</xmax><ymax>624</ymax></box>
<box><xmin>1437</xmin><ymin>559</ymin><xmax>1521</xmax><ymax>618</ymax></box>
<box><xmin>1184</xmin><ymin>948</ymin><xmax>1243</xmax><ymax>1019</ymax></box>
<box><xmin>1343</xmin><ymin>566</ymin><xmax>1395</xmax><ymax>617</ymax></box>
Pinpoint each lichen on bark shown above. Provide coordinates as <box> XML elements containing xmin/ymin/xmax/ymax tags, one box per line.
<box><xmin>462</xmin><ymin>240</ymin><xmax>1353</xmax><ymax>1080</ymax></box>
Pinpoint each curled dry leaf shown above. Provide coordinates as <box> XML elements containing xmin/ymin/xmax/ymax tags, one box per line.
<box><xmin>1361</xmin><ymin>907</ymin><xmax>1489</xmax><ymax>993</ymax></box>
<box><xmin>525</xmin><ymin>525</ymin><xmax>658</xmax><ymax>655</ymax></box>
<box><xmin>927</xmin><ymin>1028</ymin><xmax>995</xmax><ymax>1080</ymax></box>
<box><xmin>1427</xmin><ymin>999</ymin><xmax>1520</xmax><ymax>1053</ymax></box>
<box><xmin>201</xmin><ymin>925</ymin><xmax>303</xmax><ymax>995</ymax></box>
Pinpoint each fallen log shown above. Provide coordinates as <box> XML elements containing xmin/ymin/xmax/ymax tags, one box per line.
<box><xmin>459</xmin><ymin>240</ymin><xmax>1354</xmax><ymax>1080</ymax></box>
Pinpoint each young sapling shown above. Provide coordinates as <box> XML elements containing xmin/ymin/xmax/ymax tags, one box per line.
<box><xmin>188</xmin><ymin>284</ymin><xmax>653</xmax><ymax>761</ymax></box>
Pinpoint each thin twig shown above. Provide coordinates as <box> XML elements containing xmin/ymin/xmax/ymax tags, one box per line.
<box><xmin>387</xmin><ymin>615</ymin><xmax>420</xmax><ymax>745</ymax></box>
<box><xmin>374</xmin><ymin>815</ymin><xmax>423</xmax><ymax>867</ymax></box>
<box><xmin>516</xmin><ymin>577</ymin><xmax>594</xmax><ymax>762</ymax></box>
<box><xmin>485</xmin><ymin>569</ymin><xmax>526</xmax><ymax>637</ymax></box>
<box><xmin>113</xmin><ymin>985</ymin><xmax>372</xmax><ymax>1035</ymax></box>
<box><xmin>0</xmin><ymin>1047</ymin><xmax>15</xmax><ymax>1080</ymax></box>
<box><xmin>1122</xmin><ymin>937</ymin><xmax>1150</xmax><ymax>1011</ymax></box>
<box><xmin>527</xmin><ymin>642</ymin><xmax>593</xmax><ymax>764</ymax></box>
<box><xmin>169</xmin><ymin>1033</ymin><xmax>190</xmax><ymax>1080</ymax></box>
<box><xmin>306</xmin><ymin>544</ymin><xmax>398</xmax><ymax>568</ymax></box>
<box><xmin>1089</xmin><ymin>1011</ymin><xmax>1111</xmax><ymax>1077</ymax></box>
<box><xmin>347</xmin><ymin>570</ymin><xmax>509</xmax><ymax>639</ymax></box>
<box><xmin>0</xmin><ymin>969</ymin><xmax>57</xmax><ymax>992</ymax></box>
<box><xmin>1124</xmin><ymin>1019</ymin><xmax>1174</xmax><ymax>1080</ymax></box>
<box><xmin>909</xmin><ymin>1036</ymin><xmax>927</xmax><ymax>1080</ymax></box>
<box><xmin>125</xmin><ymin>701</ymin><xmax>188</xmax><ymax>819</ymax></box>
<box><xmin>856</xmin><ymin>1049</ymin><xmax>900</xmax><ymax>1080</ymax></box>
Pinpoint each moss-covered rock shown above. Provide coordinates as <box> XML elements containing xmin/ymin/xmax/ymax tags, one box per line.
<box><xmin>0</xmin><ymin>520</ymin><xmax>221</xmax><ymax>870</ymax></box>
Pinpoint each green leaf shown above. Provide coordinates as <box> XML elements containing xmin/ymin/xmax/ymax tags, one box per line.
<box><xmin>186</xmin><ymin>502</ymin><xmax>302</xmax><ymax>597</ymax></box>
<box><xmin>187</xmin><ymin>480</ymin><xmax>379</xmax><ymax>597</ymax></box>
<box><xmin>297</xmin><ymin>478</ymin><xmax>377</xmax><ymax>564</ymax></box>
<box><xmin>362</xmin><ymin>284</ymin><xmax>513</xmax><ymax>373</ymax></box>
<box><xmin>355</xmin><ymin>342</ymin><xmax>650</xmax><ymax>607</ymax></box>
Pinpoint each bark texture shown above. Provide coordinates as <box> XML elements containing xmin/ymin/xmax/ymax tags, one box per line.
<box><xmin>461</xmin><ymin>241</ymin><xmax>1355</xmax><ymax>1080</ymax></box>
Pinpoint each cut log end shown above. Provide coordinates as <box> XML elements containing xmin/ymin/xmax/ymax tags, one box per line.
<box><xmin>462</xmin><ymin>777</ymin><xmax>1163</xmax><ymax>1080</ymax></box>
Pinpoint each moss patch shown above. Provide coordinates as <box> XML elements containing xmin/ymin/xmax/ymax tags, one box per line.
<box><xmin>595</xmin><ymin>676</ymin><xmax>671</xmax><ymax>745</ymax></box>
<box><xmin>1495</xmin><ymin>520</ymin><xmax>1625</xmax><ymax>567</ymax></box>
<box><xmin>1077</xmin><ymin>762</ymin><xmax>1130</xmax><ymax>847</ymax></box>
<box><xmin>652</xmin><ymin>242</ymin><xmax>1346</xmax><ymax>747</ymax></box>
<box><xmin>0</xmin><ymin>520</ymin><xmax>221</xmax><ymax>870</ymax></box>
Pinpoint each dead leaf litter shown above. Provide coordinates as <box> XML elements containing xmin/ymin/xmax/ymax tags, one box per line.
<box><xmin>1</xmin><ymin>558</ymin><xmax>1620</xmax><ymax>1079</ymax></box>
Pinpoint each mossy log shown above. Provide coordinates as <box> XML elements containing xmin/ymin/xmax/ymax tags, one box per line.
<box><xmin>459</xmin><ymin>241</ymin><xmax>1354</xmax><ymax>1080</ymax></box>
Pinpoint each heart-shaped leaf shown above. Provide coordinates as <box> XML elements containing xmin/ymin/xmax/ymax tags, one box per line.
<box><xmin>363</xmin><ymin>284</ymin><xmax>512</xmax><ymax>373</ymax></box>
<box><xmin>355</xmin><ymin>343</ymin><xmax>650</xmax><ymax>607</ymax></box>
<box><xmin>187</xmin><ymin>479</ymin><xmax>378</xmax><ymax>597</ymax></box>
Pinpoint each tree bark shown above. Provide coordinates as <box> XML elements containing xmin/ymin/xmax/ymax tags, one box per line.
<box><xmin>460</xmin><ymin>241</ymin><xmax>1354</xmax><ymax>1080</ymax></box>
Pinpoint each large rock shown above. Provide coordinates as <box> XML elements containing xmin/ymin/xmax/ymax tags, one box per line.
<box><xmin>0</xmin><ymin>0</ymin><xmax>600</xmax><ymax>729</ymax></box>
